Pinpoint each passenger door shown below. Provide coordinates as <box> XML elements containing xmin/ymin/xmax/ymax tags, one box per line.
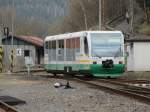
<box><xmin>57</xmin><ymin>40</ymin><xmax>64</xmax><ymax>70</ymax></box>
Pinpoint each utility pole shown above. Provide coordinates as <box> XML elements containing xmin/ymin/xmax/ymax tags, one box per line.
<box><xmin>99</xmin><ymin>0</ymin><xmax>102</xmax><ymax>30</ymax></box>
<box><xmin>11</xmin><ymin>0</ymin><xmax>14</xmax><ymax>72</ymax></box>
<box><xmin>12</xmin><ymin>0</ymin><xmax>14</xmax><ymax>48</ymax></box>
<box><xmin>0</xmin><ymin>25</ymin><xmax>2</xmax><ymax>45</ymax></box>
<box><xmin>130</xmin><ymin>0</ymin><xmax>134</xmax><ymax>35</ymax></box>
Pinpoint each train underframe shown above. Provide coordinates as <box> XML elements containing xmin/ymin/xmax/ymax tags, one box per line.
<box><xmin>44</xmin><ymin>64</ymin><xmax>125</xmax><ymax>78</ymax></box>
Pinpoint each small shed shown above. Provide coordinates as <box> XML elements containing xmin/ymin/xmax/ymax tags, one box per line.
<box><xmin>126</xmin><ymin>37</ymin><xmax>150</xmax><ymax>71</ymax></box>
<box><xmin>2</xmin><ymin>35</ymin><xmax>44</xmax><ymax>72</ymax></box>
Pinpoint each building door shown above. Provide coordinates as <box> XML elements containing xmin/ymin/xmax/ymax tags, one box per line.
<box><xmin>36</xmin><ymin>47</ymin><xmax>44</xmax><ymax>65</ymax></box>
<box><xmin>36</xmin><ymin>48</ymin><xmax>40</xmax><ymax>64</ymax></box>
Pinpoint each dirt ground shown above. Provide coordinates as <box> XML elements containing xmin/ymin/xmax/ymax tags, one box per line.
<box><xmin>0</xmin><ymin>73</ymin><xmax>149</xmax><ymax>112</ymax></box>
<box><xmin>122</xmin><ymin>72</ymin><xmax>150</xmax><ymax>80</ymax></box>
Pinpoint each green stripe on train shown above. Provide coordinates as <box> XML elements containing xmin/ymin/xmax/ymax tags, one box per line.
<box><xmin>44</xmin><ymin>64</ymin><xmax>90</xmax><ymax>71</ymax></box>
<box><xmin>90</xmin><ymin>64</ymin><xmax>125</xmax><ymax>77</ymax></box>
<box><xmin>44</xmin><ymin>64</ymin><xmax>125</xmax><ymax>77</ymax></box>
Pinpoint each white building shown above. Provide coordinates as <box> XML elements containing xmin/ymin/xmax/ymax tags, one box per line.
<box><xmin>127</xmin><ymin>38</ymin><xmax>150</xmax><ymax>71</ymax></box>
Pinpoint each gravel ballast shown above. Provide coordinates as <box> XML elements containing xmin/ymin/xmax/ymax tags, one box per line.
<box><xmin>0</xmin><ymin>74</ymin><xmax>149</xmax><ymax>112</ymax></box>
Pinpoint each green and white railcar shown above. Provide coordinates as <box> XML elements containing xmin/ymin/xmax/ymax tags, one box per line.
<box><xmin>44</xmin><ymin>31</ymin><xmax>125</xmax><ymax>78</ymax></box>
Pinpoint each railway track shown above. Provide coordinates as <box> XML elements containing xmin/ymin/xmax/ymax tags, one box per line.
<box><xmin>71</xmin><ymin>76</ymin><xmax>150</xmax><ymax>105</ymax></box>
<box><xmin>111</xmin><ymin>79</ymin><xmax>150</xmax><ymax>84</ymax></box>
<box><xmin>22</xmin><ymin>72</ymin><xmax>150</xmax><ymax>105</ymax></box>
<box><xmin>97</xmin><ymin>79</ymin><xmax>150</xmax><ymax>95</ymax></box>
<box><xmin>0</xmin><ymin>101</ymin><xmax>18</xmax><ymax>112</ymax></box>
<box><xmin>6</xmin><ymin>71</ymin><xmax>150</xmax><ymax>106</ymax></box>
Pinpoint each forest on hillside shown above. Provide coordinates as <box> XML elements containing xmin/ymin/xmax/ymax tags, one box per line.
<box><xmin>0</xmin><ymin>0</ymin><xmax>149</xmax><ymax>37</ymax></box>
<box><xmin>0</xmin><ymin>0</ymin><xmax>68</xmax><ymax>37</ymax></box>
<box><xmin>48</xmin><ymin>0</ymin><xmax>150</xmax><ymax>36</ymax></box>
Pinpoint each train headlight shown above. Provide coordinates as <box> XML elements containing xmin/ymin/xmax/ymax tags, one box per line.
<box><xmin>119</xmin><ymin>61</ymin><xmax>123</xmax><ymax>64</ymax></box>
<box><xmin>93</xmin><ymin>61</ymin><xmax>97</xmax><ymax>64</ymax></box>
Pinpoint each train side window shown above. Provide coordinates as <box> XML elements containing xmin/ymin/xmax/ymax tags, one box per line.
<box><xmin>84</xmin><ymin>37</ymin><xmax>89</xmax><ymax>55</ymax></box>
<box><xmin>58</xmin><ymin>40</ymin><xmax>64</xmax><ymax>48</ymax></box>
<box><xmin>52</xmin><ymin>41</ymin><xmax>56</xmax><ymax>49</ymax></box>
<box><xmin>77</xmin><ymin>38</ymin><xmax>80</xmax><ymax>48</ymax></box>
<box><xmin>58</xmin><ymin>40</ymin><xmax>64</xmax><ymax>55</ymax></box>
<box><xmin>49</xmin><ymin>41</ymin><xmax>52</xmax><ymax>49</ymax></box>
<box><xmin>66</xmin><ymin>39</ymin><xmax>71</xmax><ymax>49</ymax></box>
<box><xmin>45</xmin><ymin>41</ymin><xmax>48</xmax><ymax>49</ymax></box>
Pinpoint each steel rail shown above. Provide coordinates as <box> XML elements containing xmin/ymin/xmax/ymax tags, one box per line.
<box><xmin>115</xmin><ymin>79</ymin><xmax>150</xmax><ymax>84</ymax></box>
<box><xmin>0</xmin><ymin>101</ymin><xmax>19</xmax><ymax>112</ymax></box>
<box><xmin>119</xmin><ymin>88</ymin><xmax>150</xmax><ymax>95</ymax></box>
<box><xmin>97</xmin><ymin>79</ymin><xmax>150</xmax><ymax>93</ymax></box>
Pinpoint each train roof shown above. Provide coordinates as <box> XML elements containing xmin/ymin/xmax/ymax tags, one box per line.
<box><xmin>45</xmin><ymin>31</ymin><xmax>123</xmax><ymax>41</ymax></box>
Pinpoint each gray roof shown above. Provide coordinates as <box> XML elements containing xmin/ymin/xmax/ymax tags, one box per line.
<box><xmin>126</xmin><ymin>34</ymin><xmax>150</xmax><ymax>42</ymax></box>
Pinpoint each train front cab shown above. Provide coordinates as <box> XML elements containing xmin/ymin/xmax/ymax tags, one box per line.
<box><xmin>87</xmin><ymin>32</ymin><xmax>125</xmax><ymax>78</ymax></box>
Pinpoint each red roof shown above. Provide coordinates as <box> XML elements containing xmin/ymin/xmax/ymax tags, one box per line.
<box><xmin>15</xmin><ymin>35</ymin><xmax>44</xmax><ymax>47</ymax></box>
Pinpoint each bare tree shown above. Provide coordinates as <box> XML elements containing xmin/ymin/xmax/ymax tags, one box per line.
<box><xmin>77</xmin><ymin>0</ymin><xmax>88</xmax><ymax>30</ymax></box>
<box><xmin>68</xmin><ymin>0</ymin><xmax>99</xmax><ymax>31</ymax></box>
<box><xmin>144</xmin><ymin>0</ymin><xmax>150</xmax><ymax>23</ymax></box>
<box><xmin>137</xmin><ymin>0</ymin><xmax>150</xmax><ymax>23</ymax></box>
<box><xmin>99</xmin><ymin>0</ymin><xmax>102</xmax><ymax>30</ymax></box>
<box><xmin>130</xmin><ymin>0</ymin><xmax>134</xmax><ymax>34</ymax></box>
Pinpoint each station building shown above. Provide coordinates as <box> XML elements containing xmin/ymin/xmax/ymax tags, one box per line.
<box><xmin>2</xmin><ymin>35</ymin><xmax>44</xmax><ymax>72</ymax></box>
<box><xmin>126</xmin><ymin>37</ymin><xmax>150</xmax><ymax>71</ymax></box>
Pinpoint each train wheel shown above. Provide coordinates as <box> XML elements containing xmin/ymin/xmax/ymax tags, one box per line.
<box><xmin>53</xmin><ymin>73</ymin><xmax>57</xmax><ymax>77</ymax></box>
<box><xmin>84</xmin><ymin>74</ymin><xmax>93</xmax><ymax>78</ymax></box>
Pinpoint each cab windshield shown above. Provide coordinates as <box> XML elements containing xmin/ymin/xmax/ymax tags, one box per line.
<box><xmin>91</xmin><ymin>33</ymin><xmax>123</xmax><ymax>57</ymax></box>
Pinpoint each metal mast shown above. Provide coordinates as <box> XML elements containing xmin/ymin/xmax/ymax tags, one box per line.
<box><xmin>130</xmin><ymin>0</ymin><xmax>134</xmax><ymax>35</ymax></box>
<box><xmin>99</xmin><ymin>0</ymin><xmax>102</xmax><ymax>30</ymax></box>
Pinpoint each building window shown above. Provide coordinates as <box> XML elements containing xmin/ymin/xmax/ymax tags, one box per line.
<box><xmin>24</xmin><ymin>50</ymin><xmax>30</xmax><ymax>57</ymax></box>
